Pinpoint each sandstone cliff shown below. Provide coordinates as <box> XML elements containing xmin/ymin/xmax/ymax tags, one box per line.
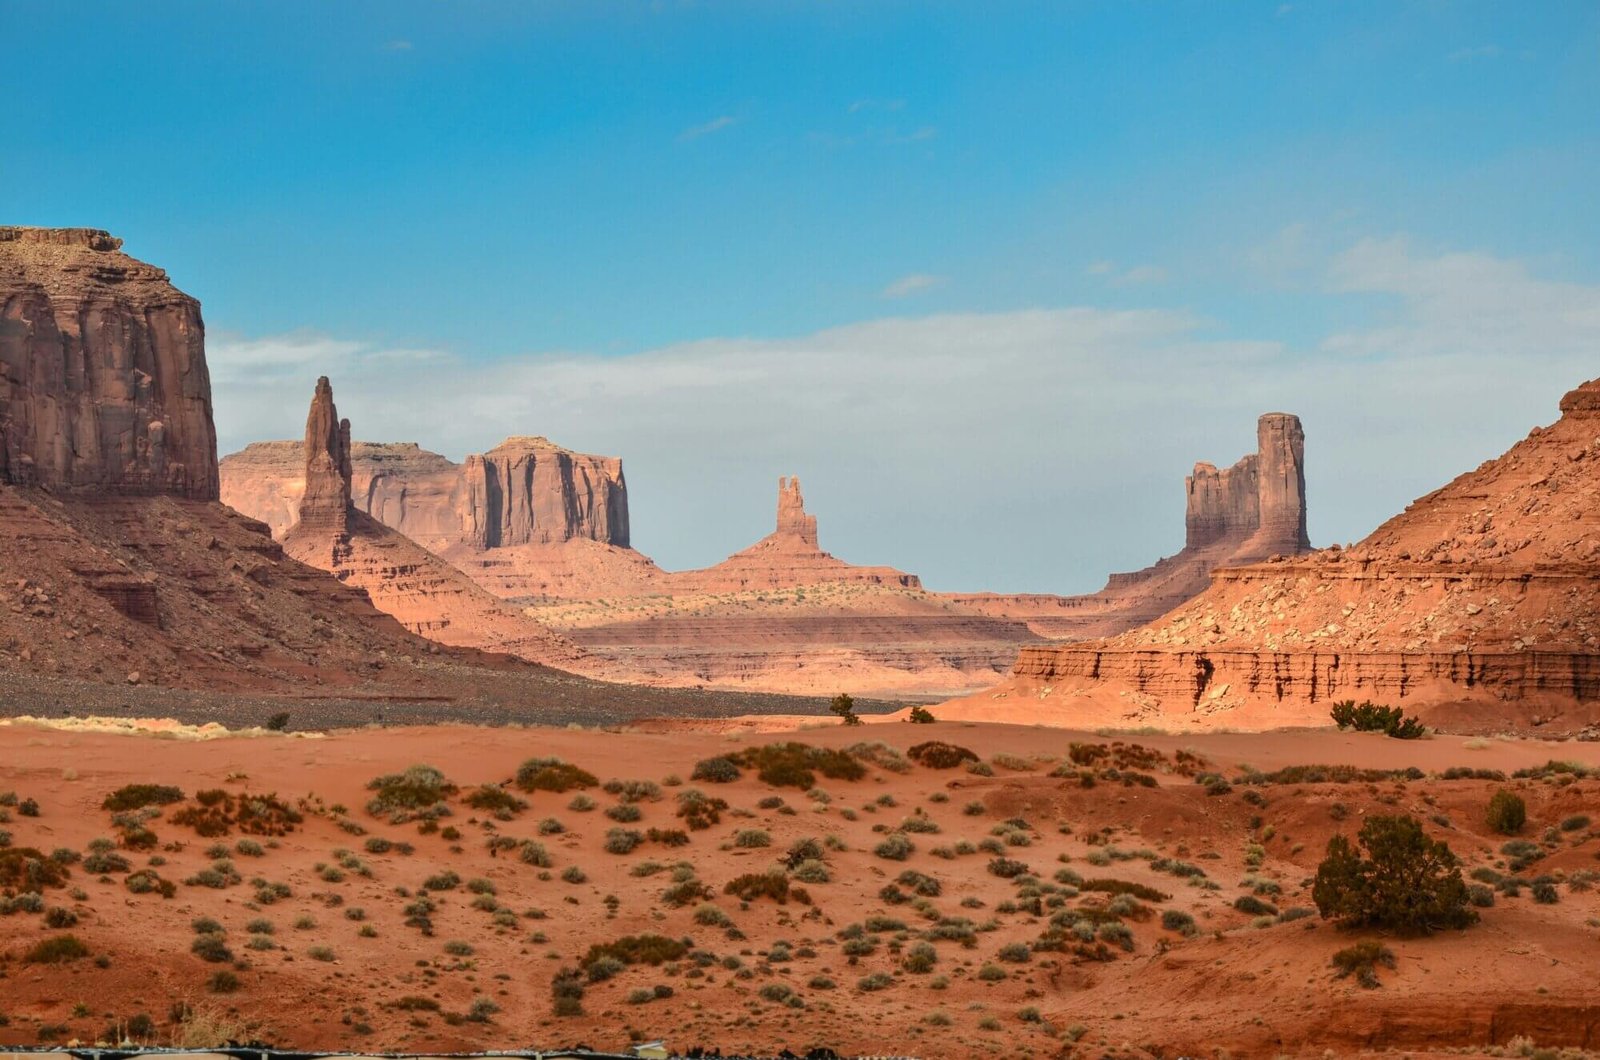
<box><xmin>279</xmin><ymin>379</ymin><xmax>585</xmax><ymax>669</ymax></box>
<box><xmin>991</xmin><ymin>380</ymin><xmax>1600</xmax><ymax>731</ymax></box>
<box><xmin>0</xmin><ymin>227</ymin><xmax>217</xmax><ymax>499</ymax></box>
<box><xmin>220</xmin><ymin>434</ymin><xmax>628</xmax><ymax>551</ymax></box>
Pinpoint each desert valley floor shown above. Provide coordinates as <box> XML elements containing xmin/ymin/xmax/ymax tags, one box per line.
<box><xmin>5</xmin><ymin>714</ymin><xmax>1600</xmax><ymax>1058</ymax></box>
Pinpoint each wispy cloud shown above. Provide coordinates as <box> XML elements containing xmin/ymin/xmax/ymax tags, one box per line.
<box><xmin>884</xmin><ymin>125</ymin><xmax>937</xmax><ymax>145</ymax></box>
<box><xmin>880</xmin><ymin>273</ymin><xmax>946</xmax><ymax>299</ymax></box>
<box><xmin>1086</xmin><ymin>261</ymin><xmax>1167</xmax><ymax>285</ymax></box>
<box><xmin>1448</xmin><ymin>44</ymin><xmax>1502</xmax><ymax>62</ymax></box>
<box><xmin>382</xmin><ymin>39</ymin><xmax>413</xmax><ymax>52</ymax></box>
<box><xmin>678</xmin><ymin>115</ymin><xmax>737</xmax><ymax>142</ymax></box>
<box><xmin>1085</xmin><ymin>260</ymin><xmax>1116</xmax><ymax>277</ymax></box>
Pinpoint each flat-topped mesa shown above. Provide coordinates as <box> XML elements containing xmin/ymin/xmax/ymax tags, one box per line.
<box><xmin>775</xmin><ymin>475</ymin><xmax>819</xmax><ymax>547</ymax></box>
<box><xmin>0</xmin><ymin>226</ymin><xmax>218</xmax><ymax>499</ymax></box>
<box><xmin>462</xmin><ymin>436</ymin><xmax>629</xmax><ymax>550</ymax></box>
<box><xmin>296</xmin><ymin>377</ymin><xmax>352</xmax><ymax>536</ymax></box>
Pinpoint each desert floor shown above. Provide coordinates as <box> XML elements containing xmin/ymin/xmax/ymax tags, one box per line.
<box><xmin>3</xmin><ymin>716</ymin><xmax>1600</xmax><ymax>1058</ymax></box>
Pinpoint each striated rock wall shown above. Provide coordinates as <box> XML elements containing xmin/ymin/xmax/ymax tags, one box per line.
<box><xmin>0</xmin><ymin>227</ymin><xmax>218</xmax><ymax>500</ymax></box>
<box><xmin>462</xmin><ymin>437</ymin><xmax>629</xmax><ymax>550</ymax></box>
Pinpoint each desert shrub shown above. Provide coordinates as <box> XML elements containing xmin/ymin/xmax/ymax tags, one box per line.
<box><xmin>1533</xmin><ymin>881</ymin><xmax>1560</xmax><ymax>904</ymax></box>
<box><xmin>901</xmin><ymin>814</ymin><xmax>941</xmax><ymax>834</ymax></box>
<box><xmin>515</xmin><ymin>758</ymin><xmax>598</xmax><ymax>794</ymax></box>
<box><xmin>977</xmin><ymin>963</ymin><xmax>1007</xmax><ymax>981</ymax></box>
<box><xmin>857</xmin><ymin>971</ymin><xmax>894</xmax><ymax>991</ymax></box>
<box><xmin>1561</xmin><ymin>814</ymin><xmax>1591</xmax><ymax>833</ymax></box>
<box><xmin>1331</xmin><ymin>940</ymin><xmax>1396</xmax><ymax>988</ymax></box>
<box><xmin>987</xmin><ymin>857</ymin><xmax>1030</xmax><ymax>879</ymax></box>
<box><xmin>26</xmin><ymin>934</ymin><xmax>89</xmax><ymax>964</ymax></box>
<box><xmin>691</xmin><ymin>757</ymin><xmax>742</xmax><ymax>783</ymax></box>
<box><xmin>43</xmin><ymin>906</ymin><xmax>78</xmax><ymax>928</ymax></box>
<box><xmin>874</xmin><ymin>834</ymin><xmax>915</xmax><ymax>861</ymax></box>
<box><xmin>997</xmin><ymin>941</ymin><xmax>1031</xmax><ymax>963</ymax></box>
<box><xmin>605</xmin><ymin>803</ymin><xmax>643</xmax><ymax>823</ymax></box>
<box><xmin>464</xmin><ymin>785</ymin><xmax>527</xmax><ymax>818</ymax></box>
<box><xmin>561</xmin><ymin>865</ymin><xmax>587</xmax><ymax>884</ymax></box>
<box><xmin>102</xmin><ymin>785</ymin><xmax>184</xmax><ymax>812</ymax></box>
<box><xmin>792</xmin><ymin>858</ymin><xmax>830</xmax><ymax>883</ymax></box>
<box><xmin>551</xmin><ymin>967</ymin><xmax>585</xmax><ymax>1017</ymax></box>
<box><xmin>190</xmin><ymin>934</ymin><xmax>232</xmax><ymax>963</ymax></box>
<box><xmin>897</xmin><ymin>869</ymin><xmax>942</xmax><ymax>897</ymax></box>
<box><xmin>1234</xmin><ymin>894</ymin><xmax>1278</xmax><ymax>916</ymax></box>
<box><xmin>0</xmin><ymin>848</ymin><xmax>69</xmax><ymax>890</ymax></box>
<box><xmin>1486</xmin><ymin>790</ymin><xmax>1526</xmax><ymax>835</ymax></box>
<box><xmin>208</xmin><ymin>970</ymin><xmax>241</xmax><ymax>994</ymax></box>
<box><xmin>422</xmin><ymin>869</ymin><xmax>461</xmax><ymax>891</ymax></box>
<box><xmin>1161</xmin><ymin>909</ymin><xmax>1197</xmax><ymax>935</ymax></box>
<box><xmin>125</xmin><ymin>870</ymin><xmax>176</xmax><ymax>898</ymax></box>
<box><xmin>725</xmin><ymin>871</ymin><xmax>803</xmax><ymax>904</ymax></box>
<box><xmin>733</xmin><ymin>828</ymin><xmax>771</xmax><ymax>849</ymax></box>
<box><xmin>907</xmin><ymin>705</ymin><xmax>936</xmax><ymax>724</ymax></box>
<box><xmin>518</xmin><ymin>840</ymin><xmax>553</xmax><ymax>868</ymax></box>
<box><xmin>308</xmin><ymin>946</ymin><xmax>336</xmax><ymax>962</ymax></box>
<box><xmin>568</xmin><ymin>793</ymin><xmax>597</xmax><ymax>812</ymax></box>
<box><xmin>1329</xmin><ymin>700</ymin><xmax>1426</xmax><ymax>739</ymax></box>
<box><xmin>662</xmin><ymin>877</ymin><xmax>713</xmax><ymax>907</ymax></box>
<box><xmin>85</xmin><ymin>849</ymin><xmax>132</xmax><ymax>874</ymax></box>
<box><xmin>830</xmin><ymin>692</ymin><xmax>861</xmax><ymax>726</ymax></box>
<box><xmin>1312</xmin><ymin>815</ymin><xmax>1475</xmax><ymax>935</ymax></box>
<box><xmin>581</xmin><ymin>933</ymin><xmax>688</xmax><ymax>969</ymax></box>
<box><xmin>908</xmin><ymin>741</ymin><xmax>979</xmax><ymax>769</ymax></box>
<box><xmin>605</xmin><ymin>828</ymin><xmax>643</xmax><ymax>855</ymax></box>
<box><xmin>676</xmin><ymin>789</ymin><xmax>729</xmax><ymax>831</ymax></box>
<box><xmin>847</xmin><ymin>742</ymin><xmax>912</xmax><ymax>774</ymax></box>
<box><xmin>646</xmin><ymin>827</ymin><xmax>690</xmax><ymax>847</ymax></box>
<box><xmin>604</xmin><ymin>778</ymin><xmax>663</xmax><ymax>803</ymax></box>
<box><xmin>365</xmin><ymin>765</ymin><xmax>457</xmax><ymax>821</ymax></box>
<box><xmin>902</xmin><ymin>941</ymin><xmax>938</xmax><ymax>973</ymax></box>
<box><xmin>730</xmin><ymin>743</ymin><xmax>865</xmax><ymax>790</ymax></box>
<box><xmin>693</xmin><ymin>903</ymin><xmax>732</xmax><ymax>927</ymax></box>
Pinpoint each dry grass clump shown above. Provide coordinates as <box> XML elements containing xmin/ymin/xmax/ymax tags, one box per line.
<box><xmin>173</xmin><ymin>789</ymin><xmax>303</xmax><ymax>836</ymax></box>
<box><xmin>25</xmin><ymin>934</ymin><xmax>89</xmax><ymax>964</ymax></box>
<box><xmin>365</xmin><ymin>767</ymin><xmax>456</xmax><ymax>823</ymax></box>
<box><xmin>725</xmin><ymin>871</ymin><xmax>810</xmax><ymax>905</ymax></box>
<box><xmin>676</xmin><ymin>789</ymin><xmax>728</xmax><ymax>831</ymax></box>
<box><xmin>463</xmin><ymin>785</ymin><xmax>527</xmax><ymax>818</ymax></box>
<box><xmin>691</xmin><ymin>757</ymin><xmax>741</xmax><ymax>783</ymax></box>
<box><xmin>580</xmin><ymin>933</ymin><xmax>688</xmax><ymax>969</ymax></box>
<box><xmin>1331</xmin><ymin>940</ymin><xmax>1396</xmax><ymax>988</ymax></box>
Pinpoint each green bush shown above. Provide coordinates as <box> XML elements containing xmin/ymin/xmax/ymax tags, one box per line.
<box><xmin>830</xmin><ymin>693</ymin><xmax>861</xmax><ymax>726</ymax></box>
<box><xmin>1486</xmin><ymin>790</ymin><xmax>1526</xmax><ymax>835</ymax></box>
<box><xmin>1329</xmin><ymin>700</ymin><xmax>1425</xmax><ymax>739</ymax></box>
<box><xmin>25</xmin><ymin>934</ymin><xmax>89</xmax><ymax>964</ymax></box>
<box><xmin>690</xmin><ymin>757</ymin><xmax>741</xmax><ymax>784</ymax></box>
<box><xmin>101</xmin><ymin>785</ymin><xmax>184</xmax><ymax>812</ymax></box>
<box><xmin>729</xmin><ymin>743</ymin><xmax>865</xmax><ymax>790</ymax></box>
<box><xmin>1312</xmin><ymin>815</ymin><xmax>1475</xmax><ymax>935</ymax></box>
<box><xmin>580</xmin><ymin>934</ymin><xmax>688</xmax><ymax>969</ymax></box>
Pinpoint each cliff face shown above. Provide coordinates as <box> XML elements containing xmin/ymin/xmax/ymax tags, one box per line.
<box><xmin>220</xmin><ymin>435</ymin><xmax>629</xmax><ymax>551</ymax></box>
<box><xmin>279</xmin><ymin>379</ymin><xmax>585</xmax><ymax>670</ymax></box>
<box><xmin>0</xmin><ymin>227</ymin><xmax>217</xmax><ymax>500</ymax></box>
<box><xmin>992</xmin><ymin>380</ymin><xmax>1600</xmax><ymax>731</ymax></box>
<box><xmin>462</xmin><ymin>437</ymin><xmax>629</xmax><ymax>549</ymax></box>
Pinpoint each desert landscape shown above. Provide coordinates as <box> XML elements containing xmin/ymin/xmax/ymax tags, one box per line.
<box><xmin>6</xmin><ymin>4</ymin><xmax>1599</xmax><ymax>1057</ymax></box>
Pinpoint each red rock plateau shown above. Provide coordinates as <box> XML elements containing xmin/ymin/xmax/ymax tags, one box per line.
<box><xmin>279</xmin><ymin>378</ymin><xmax>586</xmax><ymax>669</ymax></box>
<box><xmin>6</xmin><ymin>718</ymin><xmax>1600</xmax><ymax>1058</ymax></box>
<box><xmin>981</xmin><ymin>379</ymin><xmax>1600</xmax><ymax>733</ymax></box>
<box><xmin>223</xmin><ymin>419</ymin><xmax>1307</xmax><ymax>698</ymax></box>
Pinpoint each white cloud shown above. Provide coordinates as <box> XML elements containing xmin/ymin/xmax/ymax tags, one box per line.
<box><xmin>1449</xmin><ymin>45</ymin><xmax>1502</xmax><ymax>62</ymax></box>
<box><xmin>880</xmin><ymin>273</ymin><xmax>946</xmax><ymax>299</ymax></box>
<box><xmin>884</xmin><ymin>125</ymin><xmax>937</xmax><ymax>144</ymax></box>
<box><xmin>382</xmin><ymin>40</ymin><xmax>413</xmax><ymax>52</ymax></box>
<box><xmin>1085</xmin><ymin>260</ymin><xmax>1116</xmax><ymax>276</ymax></box>
<box><xmin>678</xmin><ymin>115</ymin><xmax>737</xmax><ymax>141</ymax></box>
<box><xmin>1112</xmin><ymin>264</ymin><xmax>1168</xmax><ymax>286</ymax></box>
<box><xmin>208</xmin><ymin>239</ymin><xmax>1600</xmax><ymax>593</ymax></box>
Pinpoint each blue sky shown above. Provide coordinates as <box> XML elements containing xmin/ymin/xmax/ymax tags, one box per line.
<box><xmin>6</xmin><ymin>1</ymin><xmax>1599</xmax><ymax>591</ymax></box>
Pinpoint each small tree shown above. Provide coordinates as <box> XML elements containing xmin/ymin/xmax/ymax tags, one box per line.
<box><xmin>1312</xmin><ymin>815</ymin><xmax>1475</xmax><ymax>935</ymax></box>
<box><xmin>830</xmin><ymin>693</ymin><xmax>861</xmax><ymax>727</ymax></box>
<box><xmin>907</xmin><ymin>706</ymin><xmax>935</xmax><ymax>724</ymax></box>
<box><xmin>1486</xmin><ymin>789</ymin><xmax>1526</xmax><ymax>835</ymax></box>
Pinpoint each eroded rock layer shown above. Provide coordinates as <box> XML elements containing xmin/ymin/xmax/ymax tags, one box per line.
<box><xmin>0</xmin><ymin>227</ymin><xmax>217</xmax><ymax>499</ymax></box>
<box><xmin>992</xmin><ymin>379</ymin><xmax>1600</xmax><ymax>731</ymax></box>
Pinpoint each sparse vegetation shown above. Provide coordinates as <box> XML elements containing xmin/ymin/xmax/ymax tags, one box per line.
<box><xmin>1329</xmin><ymin>700</ymin><xmax>1425</xmax><ymax>739</ymax></box>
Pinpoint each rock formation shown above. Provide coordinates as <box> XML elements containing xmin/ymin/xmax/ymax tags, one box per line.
<box><xmin>991</xmin><ymin>380</ymin><xmax>1600</xmax><ymax>731</ymax></box>
<box><xmin>297</xmin><ymin>377</ymin><xmax>352</xmax><ymax>538</ymax></box>
<box><xmin>775</xmin><ymin>475</ymin><xmax>818</xmax><ymax>546</ymax></box>
<box><xmin>220</xmin><ymin>435</ymin><xmax>628</xmax><ymax>551</ymax></box>
<box><xmin>0</xmin><ymin>226</ymin><xmax>218</xmax><ymax>499</ymax></box>
<box><xmin>279</xmin><ymin>378</ymin><xmax>585</xmax><ymax>669</ymax></box>
<box><xmin>952</xmin><ymin>413</ymin><xmax>1314</xmax><ymax>640</ymax></box>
